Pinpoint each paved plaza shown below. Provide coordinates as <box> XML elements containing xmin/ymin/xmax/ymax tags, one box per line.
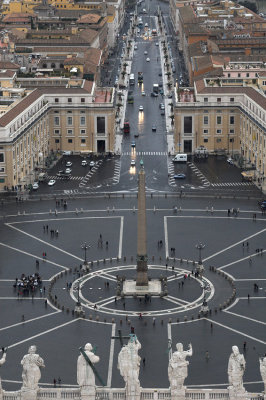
<box><xmin>0</xmin><ymin>195</ymin><xmax>265</xmax><ymax>392</ymax></box>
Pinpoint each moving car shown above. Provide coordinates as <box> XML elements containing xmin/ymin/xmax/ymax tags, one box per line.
<box><xmin>65</xmin><ymin>168</ymin><xmax>72</xmax><ymax>174</ymax></box>
<box><xmin>48</xmin><ymin>179</ymin><xmax>56</xmax><ymax>186</ymax></box>
<box><xmin>32</xmin><ymin>182</ymin><xmax>39</xmax><ymax>190</ymax></box>
<box><xmin>146</xmin><ymin>58</ymin><xmax>150</xmax><ymax>62</ymax></box>
<box><xmin>66</xmin><ymin>161</ymin><xmax>72</xmax><ymax>167</ymax></box>
<box><xmin>151</xmin><ymin>92</ymin><xmax>158</xmax><ymax>97</ymax></box>
<box><xmin>131</xmin><ymin>160</ymin><xmax>136</xmax><ymax>167</ymax></box>
<box><xmin>139</xmin><ymin>105</ymin><xmax>144</xmax><ymax>111</ymax></box>
<box><xmin>89</xmin><ymin>161</ymin><xmax>95</xmax><ymax>168</ymax></box>
<box><xmin>131</xmin><ymin>141</ymin><xmax>136</xmax><ymax>148</ymax></box>
<box><xmin>159</xmin><ymin>103</ymin><xmax>165</xmax><ymax>110</ymax></box>
<box><xmin>174</xmin><ymin>173</ymin><xmax>186</xmax><ymax>179</ymax></box>
<box><xmin>152</xmin><ymin>125</ymin><xmax>156</xmax><ymax>131</ymax></box>
<box><xmin>227</xmin><ymin>158</ymin><xmax>234</xmax><ymax>165</ymax></box>
<box><xmin>134</xmin><ymin>45</ymin><xmax>138</xmax><ymax>50</ymax></box>
<box><xmin>144</xmin><ymin>51</ymin><xmax>148</xmax><ymax>55</ymax></box>
<box><xmin>81</xmin><ymin>160</ymin><xmax>88</xmax><ymax>166</ymax></box>
<box><xmin>141</xmin><ymin>91</ymin><xmax>146</xmax><ymax>96</ymax></box>
<box><xmin>155</xmin><ymin>42</ymin><xmax>159</xmax><ymax>46</ymax></box>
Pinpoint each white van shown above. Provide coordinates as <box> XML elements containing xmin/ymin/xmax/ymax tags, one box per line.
<box><xmin>172</xmin><ymin>154</ymin><xmax>187</xmax><ymax>162</ymax></box>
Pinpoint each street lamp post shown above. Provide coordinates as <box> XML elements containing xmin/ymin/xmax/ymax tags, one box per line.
<box><xmin>195</xmin><ymin>242</ymin><xmax>205</xmax><ymax>265</ymax></box>
<box><xmin>81</xmin><ymin>242</ymin><xmax>90</xmax><ymax>266</ymax></box>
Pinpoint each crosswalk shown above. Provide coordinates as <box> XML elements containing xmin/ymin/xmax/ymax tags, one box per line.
<box><xmin>122</xmin><ymin>151</ymin><xmax>168</xmax><ymax>156</ymax></box>
<box><xmin>187</xmin><ymin>162</ymin><xmax>210</xmax><ymax>186</ymax></box>
<box><xmin>79</xmin><ymin>160</ymin><xmax>103</xmax><ymax>187</ymax></box>
<box><xmin>211</xmin><ymin>182</ymin><xmax>254</xmax><ymax>187</ymax></box>
<box><xmin>113</xmin><ymin>160</ymin><xmax>121</xmax><ymax>184</ymax></box>
<box><xmin>48</xmin><ymin>175</ymin><xmax>82</xmax><ymax>181</ymax></box>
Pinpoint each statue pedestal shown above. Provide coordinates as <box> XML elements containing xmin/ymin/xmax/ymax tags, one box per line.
<box><xmin>75</xmin><ymin>303</ymin><xmax>85</xmax><ymax>317</ymax></box>
<box><xmin>170</xmin><ymin>387</ymin><xmax>186</xmax><ymax>400</ymax></box>
<box><xmin>126</xmin><ymin>385</ymin><xmax>140</xmax><ymax>400</ymax></box>
<box><xmin>21</xmin><ymin>388</ymin><xmax>38</xmax><ymax>400</ymax></box>
<box><xmin>228</xmin><ymin>386</ymin><xmax>247</xmax><ymax>400</ymax></box>
<box><xmin>80</xmin><ymin>386</ymin><xmax>96</xmax><ymax>400</ymax></box>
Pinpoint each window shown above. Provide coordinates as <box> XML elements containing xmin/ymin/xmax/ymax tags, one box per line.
<box><xmin>54</xmin><ymin>116</ymin><xmax>60</xmax><ymax>126</ymax></box>
<box><xmin>54</xmin><ymin>129</ymin><xmax>60</xmax><ymax>135</ymax></box>
<box><xmin>204</xmin><ymin>98</ymin><xmax>208</xmax><ymax>102</ymax></box>
<box><xmin>67</xmin><ymin>117</ymin><xmax>73</xmax><ymax>126</ymax></box>
<box><xmin>216</xmin><ymin>116</ymin><xmax>222</xmax><ymax>125</ymax></box>
<box><xmin>67</xmin><ymin>111</ymin><xmax>72</xmax><ymax>114</ymax></box>
<box><xmin>229</xmin><ymin>138</ymin><xmax>234</xmax><ymax>143</ymax></box>
<box><xmin>67</xmin><ymin>129</ymin><xmax>73</xmax><ymax>135</ymax></box>
<box><xmin>246</xmin><ymin>73</ymin><xmax>249</xmax><ymax>78</ymax></box>
<box><xmin>55</xmin><ymin>139</ymin><xmax>60</xmax><ymax>143</ymax></box>
<box><xmin>80</xmin><ymin>111</ymin><xmax>85</xmax><ymax>114</ymax></box>
<box><xmin>184</xmin><ymin>116</ymin><xmax>192</xmax><ymax>134</ymax></box>
<box><xmin>81</xmin><ymin>139</ymin><xmax>86</xmax><ymax>144</ymax></box>
<box><xmin>230</xmin><ymin>116</ymin><xmax>235</xmax><ymax>125</ymax></box>
<box><xmin>0</xmin><ymin>153</ymin><xmax>4</xmax><ymax>163</ymax></box>
<box><xmin>68</xmin><ymin>139</ymin><xmax>73</xmax><ymax>143</ymax></box>
<box><xmin>238</xmin><ymin>73</ymin><xmax>240</xmax><ymax>78</ymax></box>
<box><xmin>81</xmin><ymin>98</ymin><xmax>85</xmax><ymax>103</ymax></box>
<box><xmin>217</xmin><ymin>98</ymin><xmax>221</xmax><ymax>103</ymax></box>
<box><xmin>203</xmin><ymin>116</ymin><xmax>208</xmax><ymax>125</ymax></box>
<box><xmin>216</xmin><ymin>138</ymin><xmax>221</xmax><ymax>143</ymax></box>
<box><xmin>216</xmin><ymin>129</ymin><xmax>222</xmax><ymax>134</ymax></box>
<box><xmin>80</xmin><ymin>129</ymin><xmax>86</xmax><ymax>135</ymax></box>
<box><xmin>230</xmin><ymin>98</ymin><xmax>234</xmax><ymax>103</ymax></box>
<box><xmin>228</xmin><ymin>73</ymin><xmax>231</xmax><ymax>78</ymax></box>
<box><xmin>55</xmin><ymin>98</ymin><xmax>59</xmax><ymax>103</ymax></box>
<box><xmin>54</xmin><ymin>111</ymin><xmax>59</xmax><ymax>113</ymax></box>
<box><xmin>203</xmin><ymin>110</ymin><xmax>208</xmax><ymax>113</ymax></box>
<box><xmin>230</xmin><ymin>129</ymin><xmax>234</xmax><ymax>134</ymax></box>
<box><xmin>68</xmin><ymin>98</ymin><xmax>72</xmax><ymax>103</ymax></box>
<box><xmin>97</xmin><ymin>117</ymin><xmax>105</xmax><ymax>133</ymax></box>
<box><xmin>203</xmin><ymin>129</ymin><xmax>208</xmax><ymax>134</ymax></box>
<box><xmin>80</xmin><ymin>116</ymin><xmax>86</xmax><ymax>126</ymax></box>
<box><xmin>204</xmin><ymin>138</ymin><xmax>208</xmax><ymax>143</ymax></box>
<box><xmin>0</xmin><ymin>167</ymin><xmax>5</xmax><ymax>173</ymax></box>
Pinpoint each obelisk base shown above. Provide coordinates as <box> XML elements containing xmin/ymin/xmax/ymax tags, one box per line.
<box><xmin>123</xmin><ymin>279</ymin><xmax>161</xmax><ymax>296</ymax></box>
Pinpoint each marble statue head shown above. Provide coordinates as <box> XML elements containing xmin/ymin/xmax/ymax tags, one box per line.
<box><xmin>28</xmin><ymin>345</ymin><xmax>37</xmax><ymax>354</ymax></box>
<box><xmin>232</xmin><ymin>346</ymin><xmax>239</xmax><ymax>355</ymax></box>
<box><xmin>176</xmin><ymin>343</ymin><xmax>183</xmax><ymax>352</ymax></box>
<box><xmin>84</xmin><ymin>343</ymin><xmax>92</xmax><ymax>351</ymax></box>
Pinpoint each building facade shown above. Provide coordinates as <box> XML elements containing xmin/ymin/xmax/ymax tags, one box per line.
<box><xmin>174</xmin><ymin>80</ymin><xmax>266</xmax><ymax>179</ymax></box>
<box><xmin>0</xmin><ymin>82</ymin><xmax>115</xmax><ymax>190</ymax></box>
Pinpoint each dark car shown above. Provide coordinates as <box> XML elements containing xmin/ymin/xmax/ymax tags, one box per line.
<box><xmin>151</xmin><ymin>92</ymin><xmax>158</xmax><ymax>97</ymax></box>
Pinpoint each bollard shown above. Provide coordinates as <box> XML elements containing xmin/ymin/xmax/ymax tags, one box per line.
<box><xmin>154</xmin><ymin>206</ymin><xmax>156</xmax><ymax>213</ymax></box>
<box><xmin>184</xmin><ymin>316</ymin><xmax>187</xmax><ymax>321</ymax></box>
<box><xmin>81</xmin><ymin>208</ymin><xmax>83</xmax><ymax>213</ymax></box>
<box><xmin>112</xmin><ymin>318</ymin><xmax>115</xmax><ymax>323</ymax></box>
<box><xmin>113</xmin><ymin>206</ymin><xmax>115</xmax><ymax>212</ymax></box>
<box><xmin>120</xmin><ymin>319</ymin><xmax>123</xmax><ymax>325</ymax></box>
<box><xmin>49</xmin><ymin>210</ymin><xmax>52</xmax><ymax>215</ymax></box>
<box><xmin>76</xmin><ymin>208</ymin><xmax>79</xmax><ymax>215</ymax></box>
<box><xmin>96</xmin><ymin>316</ymin><xmax>99</xmax><ymax>321</ymax></box>
<box><xmin>152</xmin><ymin>256</ymin><xmax>154</xmax><ymax>261</ymax></box>
<box><xmin>107</xmin><ymin>207</ymin><xmax>110</xmax><ymax>213</ymax></box>
<box><xmin>124</xmin><ymin>256</ymin><xmax>126</xmax><ymax>262</ymax></box>
<box><xmin>133</xmin><ymin>206</ymin><xmax>135</xmax><ymax>213</ymax></box>
<box><xmin>103</xmin><ymin>259</ymin><xmax>106</xmax><ymax>263</ymax></box>
<box><xmin>179</xmin><ymin>206</ymin><xmax>182</xmax><ymax>212</ymax></box>
<box><xmin>168</xmin><ymin>318</ymin><xmax>172</xmax><ymax>324</ymax></box>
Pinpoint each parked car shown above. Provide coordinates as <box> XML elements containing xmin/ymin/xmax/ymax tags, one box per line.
<box><xmin>174</xmin><ymin>173</ymin><xmax>186</xmax><ymax>179</ymax></box>
<box><xmin>48</xmin><ymin>179</ymin><xmax>56</xmax><ymax>186</ymax></box>
<box><xmin>89</xmin><ymin>161</ymin><xmax>95</xmax><ymax>168</ymax></box>
<box><xmin>65</xmin><ymin>168</ymin><xmax>72</xmax><ymax>174</ymax></box>
<box><xmin>151</xmin><ymin>92</ymin><xmax>158</xmax><ymax>97</ymax></box>
<box><xmin>32</xmin><ymin>182</ymin><xmax>39</xmax><ymax>190</ymax></box>
<box><xmin>227</xmin><ymin>158</ymin><xmax>234</xmax><ymax>165</ymax></box>
<box><xmin>81</xmin><ymin>160</ymin><xmax>88</xmax><ymax>166</ymax></box>
<box><xmin>159</xmin><ymin>103</ymin><xmax>165</xmax><ymax>110</ymax></box>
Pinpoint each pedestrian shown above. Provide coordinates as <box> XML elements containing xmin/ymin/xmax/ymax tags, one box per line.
<box><xmin>94</xmin><ymin>304</ymin><xmax>97</xmax><ymax>310</ymax></box>
<box><xmin>143</xmin><ymin>357</ymin><xmax>146</xmax><ymax>366</ymax></box>
<box><xmin>243</xmin><ymin>341</ymin><xmax>247</xmax><ymax>351</ymax></box>
<box><xmin>205</xmin><ymin>351</ymin><xmax>209</xmax><ymax>361</ymax></box>
<box><xmin>228</xmin><ymin>209</ymin><xmax>231</xmax><ymax>216</ymax></box>
<box><xmin>210</xmin><ymin>323</ymin><xmax>213</xmax><ymax>331</ymax></box>
<box><xmin>153</xmin><ymin>317</ymin><xmax>156</xmax><ymax>325</ymax></box>
<box><xmin>36</xmin><ymin>260</ymin><xmax>39</xmax><ymax>267</ymax></box>
<box><xmin>242</xmin><ymin>242</ymin><xmax>245</xmax><ymax>248</ymax></box>
<box><xmin>248</xmin><ymin>294</ymin><xmax>250</xmax><ymax>301</ymax></box>
<box><xmin>21</xmin><ymin>314</ymin><xmax>25</xmax><ymax>322</ymax></box>
<box><xmin>106</xmin><ymin>241</ymin><xmax>108</xmax><ymax>249</ymax></box>
<box><xmin>58</xmin><ymin>377</ymin><xmax>61</xmax><ymax>387</ymax></box>
<box><xmin>43</xmin><ymin>225</ymin><xmax>45</xmax><ymax>232</ymax></box>
<box><xmin>46</xmin><ymin>225</ymin><xmax>48</xmax><ymax>232</ymax></box>
<box><xmin>123</xmin><ymin>302</ymin><xmax>125</xmax><ymax>310</ymax></box>
<box><xmin>139</xmin><ymin>313</ymin><xmax>142</xmax><ymax>319</ymax></box>
<box><xmin>246</xmin><ymin>242</ymin><xmax>249</xmax><ymax>248</ymax></box>
<box><xmin>53</xmin><ymin>378</ymin><xmax>57</xmax><ymax>387</ymax></box>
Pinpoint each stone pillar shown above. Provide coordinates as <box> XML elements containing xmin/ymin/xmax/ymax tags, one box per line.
<box><xmin>136</xmin><ymin>166</ymin><xmax>148</xmax><ymax>287</ymax></box>
<box><xmin>80</xmin><ymin>386</ymin><xmax>96</xmax><ymax>400</ymax></box>
<box><xmin>170</xmin><ymin>388</ymin><xmax>186</xmax><ymax>400</ymax></box>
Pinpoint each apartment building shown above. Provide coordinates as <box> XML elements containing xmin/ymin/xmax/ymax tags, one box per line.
<box><xmin>0</xmin><ymin>81</ymin><xmax>115</xmax><ymax>190</ymax></box>
<box><xmin>174</xmin><ymin>79</ymin><xmax>266</xmax><ymax>178</ymax></box>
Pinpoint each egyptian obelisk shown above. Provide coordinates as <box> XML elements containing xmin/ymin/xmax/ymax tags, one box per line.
<box><xmin>136</xmin><ymin>161</ymin><xmax>149</xmax><ymax>286</ymax></box>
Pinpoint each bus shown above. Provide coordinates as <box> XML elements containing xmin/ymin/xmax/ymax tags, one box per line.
<box><xmin>129</xmin><ymin>74</ymin><xmax>135</xmax><ymax>86</ymax></box>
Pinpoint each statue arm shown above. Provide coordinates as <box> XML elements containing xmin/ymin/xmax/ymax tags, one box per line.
<box><xmin>0</xmin><ymin>353</ymin><xmax>6</xmax><ymax>366</ymax></box>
